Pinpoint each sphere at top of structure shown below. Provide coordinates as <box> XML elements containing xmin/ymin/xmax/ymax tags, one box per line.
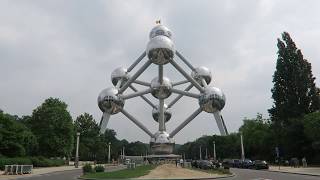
<box><xmin>150</xmin><ymin>77</ymin><xmax>173</xmax><ymax>99</ymax></box>
<box><xmin>111</xmin><ymin>67</ymin><xmax>130</xmax><ymax>88</ymax></box>
<box><xmin>149</xmin><ymin>25</ymin><xmax>172</xmax><ymax>39</ymax></box>
<box><xmin>146</xmin><ymin>35</ymin><xmax>175</xmax><ymax>65</ymax></box>
<box><xmin>191</xmin><ymin>66</ymin><xmax>212</xmax><ymax>86</ymax></box>
<box><xmin>152</xmin><ymin>104</ymin><xmax>172</xmax><ymax>122</ymax></box>
<box><xmin>98</xmin><ymin>87</ymin><xmax>124</xmax><ymax>114</ymax></box>
<box><xmin>199</xmin><ymin>86</ymin><xmax>226</xmax><ymax>113</ymax></box>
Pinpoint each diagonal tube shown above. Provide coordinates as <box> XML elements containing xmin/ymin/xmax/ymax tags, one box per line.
<box><xmin>172</xmin><ymin>80</ymin><xmax>190</xmax><ymax>86</ymax></box>
<box><xmin>99</xmin><ymin>112</ymin><xmax>111</xmax><ymax>134</ymax></box>
<box><xmin>170</xmin><ymin>59</ymin><xmax>204</xmax><ymax>92</ymax></box>
<box><xmin>213</xmin><ymin>111</ymin><xmax>227</xmax><ymax>136</ymax></box>
<box><xmin>176</xmin><ymin>51</ymin><xmax>195</xmax><ymax>71</ymax></box>
<box><xmin>134</xmin><ymin>80</ymin><xmax>151</xmax><ymax>86</ymax></box>
<box><xmin>220</xmin><ymin>115</ymin><xmax>229</xmax><ymax>135</ymax></box>
<box><xmin>129</xmin><ymin>85</ymin><xmax>156</xmax><ymax>108</ymax></box>
<box><xmin>167</xmin><ymin>84</ymin><xmax>193</xmax><ymax>108</ymax></box>
<box><xmin>169</xmin><ymin>108</ymin><xmax>202</xmax><ymax>137</ymax></box>
<box><xmin>127</xmin><ymin>51</ymin><xmax>146</xmax><ymax>72</ymax></box>
<box><xmin>171</xmin><ymin>88</ymin><xmax>200</xmax><ymax>98</ymax></box>
<box><xmin>120</xmin><ymin>108</ymin><xmax>154</xmax><ymax>137</ymax></box>
<box><xmin>121</xmin><ymin>88</ymin><xmax>151</xmax><ymax>100</ymax></box>
<box><xmin>119</xmin><ymin>60</ymin><xmax>152</xmax><ymax>94</ymax></box>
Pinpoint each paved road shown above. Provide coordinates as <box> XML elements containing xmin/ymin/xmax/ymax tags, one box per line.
<box><xmin>225</xmin><ymin>168</ymin><xmax>320</xmax><ymax>180</ymax></box>
<box><xmin>10</xmin><ymin>165</ymin><xmax>125</xmax><ymax>180</ymax></box>
<box><xmin>9</xmin><ymin>167</ymin><xmax>320</xmax><ymax>180</ymax></box>
<box><xmin>13</xmin><ymin>169</ymin><xmax>82</xmax><ymax>180</ymax></box>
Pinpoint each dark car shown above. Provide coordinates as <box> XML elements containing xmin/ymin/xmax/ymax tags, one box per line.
<box><xmin>240</xmin><ymin>159</ymin><xmax>253</xmax><ymax>169</ymax></box>
<box><xmin>222</xmin><ymin>159</ymin><xmax>233</xmax><ymax>169</ymax></box>
<box><xmin>253</xmin><ymin>160</ymin><xmax>269</xmax><ymax>170</ymax></box>
<box><xmin>199</xmin><ymin>160</ymin><xmax>213</xmax><ymax>169</ymax></box>
<box><xmin>233</xmin><ymin>159</ymin><xmax>241</xmax><ymax>168</ymax></box>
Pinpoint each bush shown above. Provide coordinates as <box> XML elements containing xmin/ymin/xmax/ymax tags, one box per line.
<box><xmin>30</xmin><ymin>156</ymin><xmax>64</xmax><ymax>167</ymax></box>
<box><xmin>0</xmin><ymin>157</ymin><xmax>32</xmax><ymax>170</ymax></box>
<box><xmin>0</xmin><ymin>157</ymin><xmax>65</xmax><ymax>170</ymax></box>
<box><xmin>83</xmin><ymin>163</ymin><xmax>93</xmax><ymax>174</ymax></box>
<box><xmin>94</xmin><ymin>165</ymin><xmax>105</xmax><ymax>172</ymax></box>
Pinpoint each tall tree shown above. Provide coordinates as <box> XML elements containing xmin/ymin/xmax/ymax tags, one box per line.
<box><xmin>269</xmin><ymin>32</ymin><xmax>320</xmax><ymax>125</ymax></box>
<box><xmin>28</xmin><ymin>98</ymin><xmax>74</xmax><ymax>157</ymax></box>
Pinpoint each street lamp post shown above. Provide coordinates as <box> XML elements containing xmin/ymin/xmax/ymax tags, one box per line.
<box><xmin>199</xmin><ymin>145</ymin><xmax>202</xmax><ymax>160</ymax></box>
<box><xmin>75</xmin><ymin>132</ymin><xmax>80</xmax><ymax>168</ymax></box>
<box><xmin>240</xmin><ymin>133</ymin><xmax>245</xmax><ymax>161</ymax></box>
<box><xmin>108</xmin><ymin>142</ymin><xmax>111</xmax><ymax>164</ymax></box>
<box><xmin>213</xmin><ymin>141</ymin><xmax>216</xmax><ymax>161</ymax></box>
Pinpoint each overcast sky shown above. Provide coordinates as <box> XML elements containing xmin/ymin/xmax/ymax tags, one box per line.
<box><xmin>1</xmin><ymin>0</ymin><xmax>320</xmax><ymax>144</ymax></box>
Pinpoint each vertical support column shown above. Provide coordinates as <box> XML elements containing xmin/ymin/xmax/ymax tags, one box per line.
<box><xmin>158</xmin><ymin>65</ymin><xmax>165</xmax><ymax>132</ymax></box>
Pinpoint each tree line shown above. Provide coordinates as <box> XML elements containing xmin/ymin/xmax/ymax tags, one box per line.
<box><xmin>177</xmin><ymin>32</ymin><xmax>320</xmax><ymax>164</ymax></box>
<box><xmin>0</xmin><ymin>98</ymin><xmax>149</xmax><ymax>163</ymax></box>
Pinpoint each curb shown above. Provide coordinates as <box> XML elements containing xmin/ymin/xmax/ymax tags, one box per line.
<box><xmin>268</xmin><ymin>169</ymin><xmax>320</xmax><ymax>177</ymax></box>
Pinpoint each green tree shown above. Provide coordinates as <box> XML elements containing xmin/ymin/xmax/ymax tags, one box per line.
<box><xmin>74</xmin><ymin>113</ymin><xmax>101</xmax><ymax>161</ymax></box>
<box><xmin>269</xmin><ymin>32</ymin><xmax>320</xmax><ymax>125</ymax></box>
<box><xmin>29</xmin><ymin>98</ymin><xmax>74</xmax><ymax>157</ymax></box>
<box><xmin>0</xmin><ymin>111</ymin><xmax>38</xmax><ymax>157</ymax></box>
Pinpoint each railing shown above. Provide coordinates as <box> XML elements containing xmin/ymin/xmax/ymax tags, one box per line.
<box><xmin>4</xmin><ymin>165</ymin><xmax>33</xmax><ymax>175</ymax></box>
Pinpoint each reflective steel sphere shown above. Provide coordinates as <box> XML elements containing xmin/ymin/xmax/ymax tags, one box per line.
<box><xmin>111</xmin><ymin>67</ymin><xmax>130</xmax><ymax>88</ymax></box>
<box><xmin>198</xmin><ymin>86</ymin><xmax>226</xmax><ymax>113</ymax></box>
<box><xmin>146</xmin><ymin>36</ymin><xmax>174</xmax><ymax>65</ymax></box>
<box><xmin>150</xmin><ymin>77</ymin><xmax>172</xmax><ymax>99</ymax></box>
<box><xmin>150</xmin><ymin>131</ymin><xmax>175</xmax><ymax>154</ymax></box>
<box><xmin>191</xmin><ymin>66</ymin><xmax>212</xmax><ymax>86</ymax></box>
<box><xmin>149</xmin><ymin>25</ymin><xmax>172</xmax><ymax>39</ymax></box>
<box><xmin>97</xmin><ymin>87</ymin><xmax>124</xmax><ymax>114</ymax></box>
<box><xmin>152</xmin><ymin>104</ymin><xmax>172</xmax><ymax>122</ymax></box>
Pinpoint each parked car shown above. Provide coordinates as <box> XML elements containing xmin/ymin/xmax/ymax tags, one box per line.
<box><xmin>233</xmin><ymin>159</ymin><xmax>241</xmax><ymax>168</ymax></box>
<box><xmin>252</xmin><ymin>160</ymin><xmax>269</xmax><ymax>169</ymax></box>
<box><xmin>240</xmin><ymin>159</ymin><xmax>253</xmax><ymax>169</ymax></box>
<box><xmin>198</xmin><ymin>160</ymin><xmax>213</xmax><ymax>170</ymax></box>
<box><xmin>222</xmin><ymin>159</ymin><xmax>233</xmax><ymax>169</ymax></box>
<box><xmin>191</xmin><ymin>160</ymin><xmax>201</xmax><ymax>168</ymax></box>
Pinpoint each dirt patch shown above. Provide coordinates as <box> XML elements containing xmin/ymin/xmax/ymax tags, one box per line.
<box><xmin>138</xmin><ymin>163</ymin><xmax>224</xmax><ymax>179</ymax></box>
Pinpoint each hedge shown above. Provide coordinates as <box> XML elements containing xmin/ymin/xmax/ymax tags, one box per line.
<box><xmin>0</xmin><ymin>157</ymin><xmax>65</xmax><ymax>170</ymax></box>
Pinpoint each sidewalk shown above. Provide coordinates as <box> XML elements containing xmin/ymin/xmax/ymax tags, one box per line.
<box><xmin>0</xmin><ymin>165</ymin><xmax>81</xmax><ymax>179</ymax></box>
<box><xmin>269</xmin><ymin>165</ymin><xmax>320</xmax><ymax>176</ymax></box>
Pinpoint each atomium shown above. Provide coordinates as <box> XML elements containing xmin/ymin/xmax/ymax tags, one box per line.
<box><xmin>152</xmin><ymin>104</ymin><xmax>171</xmax><ymax>122</ymax></box>
<box><xmin>111</xmin><ymin>67</ymin><xmax>130</xmax><ymax>88</ymax></box>
<box><xmin>150</xmin><ymin>77</ymin><xmax>172</xmax><ymax>99</ymax></box>
<box><xmin>191</xmin><ymin>66</ymin><xmax>212</xmax><ymax>86</ymax></box>
<box><xmin>98</xmin><ymin>87</ymin><xmax>124</xmax><ymax>114</ymax></box>
<box><xmin>199</xmin><ymin>86</ymin><xmax>226</xmax><ymax>113</ymax></box>
<box><xmin>97</xmin><ymin>23</ymin><xmax>228</xmax><ymax>155</ymax></box>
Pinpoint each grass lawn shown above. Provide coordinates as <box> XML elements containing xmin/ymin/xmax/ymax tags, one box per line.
<box><xmin>82</xmin><ymin>164</ymin><xmax>157</xmax><ymax>179</ymax></box>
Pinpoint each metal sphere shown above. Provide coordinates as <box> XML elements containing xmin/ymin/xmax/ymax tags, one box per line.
<box><xmin>152</xmin><ymin>104</ymin><xmax>172</xmax><ymax>122</ymax></box>
<box><xmin>149</xmin><ymin>25</ymin><xmax>172</xmax><ymax>39</ymax></box>
<box><xmin>150</xmin><ymin>131</ymin><xmax>175</xmax><ymax>154</ymax></box>
<box><xmin>146</xmin><ymin>36</ymin><xmax>175</xmax><ymax>65</ymax></box>
<box><xmin>97</xmin><ymin>87</ymin><xmax>124</xmax><ymax>114</ymax></box>
<box><xmin>111</xmin><ymin>67</ymin><xmax>130</xmax><ymax>87</ymax></box>
<box><xmin>191</xmin><ymin>66</ymin><xmax>212</xmax><ymax>86</ymax></box>
<box><xmin>150</xmin><ymin>77</ymin><xmax>172</xmax><ymax>99</ymax></box>
<box><xmin>198</xmin><ymin>86</ymin><xmax>226</xmax><ymax>113</ymax></box>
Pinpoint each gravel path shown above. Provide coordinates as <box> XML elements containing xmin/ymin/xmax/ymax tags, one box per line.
<box><xmin>138</xmin><ymin>164</ymin><xmax>224</xmax><ymax>179</ymax></box>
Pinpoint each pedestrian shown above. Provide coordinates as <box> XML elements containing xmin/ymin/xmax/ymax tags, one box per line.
<box><xmin>302</xmin><ymin>157</ymin><xmax>307</xmax><ymax>168</ymax></box>
<box><xmin>175</xmin><ymin>159</ymin><xmax>178</xmax><ymax>167</ymax></box>
<box><xmin>180</xmin><ymin>158</ymin><xmax>184</xmax><ymax>167</ymax></box>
